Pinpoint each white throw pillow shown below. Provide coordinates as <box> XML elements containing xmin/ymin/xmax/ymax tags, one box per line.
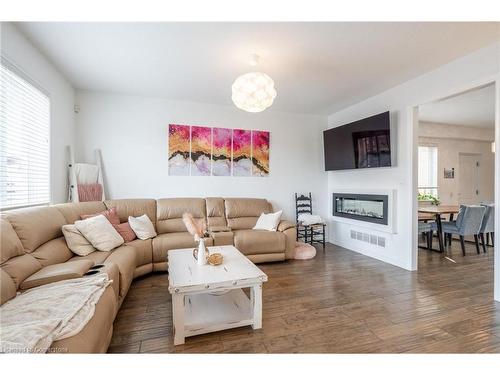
<box><xmin>62</xmin><ymin>224</ymin><xmax>96</xmax><ymax>256</ymax></box>
<box><xmin>128</xmin><ymin>214</ymin><xmax>157</xmax><ymax>240</ymax></box>
<box><xmin>253</xmin><ymin>210</ymin><xmax>283</xmax><ymax>231</ymax></box>
<box><xmin>74</xmin><ymin>214</ymin><xmax>124</xmax><ymax>252</ymax></box>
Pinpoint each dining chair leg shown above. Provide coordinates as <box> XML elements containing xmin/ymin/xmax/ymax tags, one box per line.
<box><xmin>426</xmin><ymin>231</ymin><xmax>432</xmax><ymax>249</ymax></box>
<box><xmin>448</xmin><ymin>233</ymin><xmax>452</xmax><ymax>246</ymax></box>
<box><xmin>486</xmin><ymin>233</ymin><xmax>490</xmax><ymax>246</ymax></box>
<box><xmin>492</xmin><ymin>232</ymin><xmax>495</xmax><ymax>245</ymax></box>
<box><xmin>480</xmin><ymin>233</ymin><xmax>487</xmax><ymax>253</ymax></box>
<box><xmin>460</xmin><ymin>235</ymin><xmax>466</xmax><ymax>256</ymax></box>
<box><xmin>474</xmin><ymin>235</ymin><xmax>480</xmax><ymax>254</ymax></box>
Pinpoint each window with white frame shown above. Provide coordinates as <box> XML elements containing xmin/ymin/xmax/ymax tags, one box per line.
<box><xmin>0</xmin><ymin>61</ymin><xmax>50</xmax><ymax>210</ymax></box>
<box><xmin>418</xmin><ymin>145</ymin><xmax>438</xmax><ymax>197</ymax></box>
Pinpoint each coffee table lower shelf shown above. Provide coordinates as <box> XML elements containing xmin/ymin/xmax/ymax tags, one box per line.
<box><xmin>172</xmin><ymin>286</ymin><xmax>262</xmax><ymax>345</ymax></box>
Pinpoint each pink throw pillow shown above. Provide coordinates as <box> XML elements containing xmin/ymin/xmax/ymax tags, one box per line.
<box><xmin>114</xmin><ymin>222</ymin><xmax>137</xmax><ymax>243</ymax></box>
<box><xmin>81</xmin><ymin>207</ymin><xmax>120</xmax><ymax>226</ymax></box>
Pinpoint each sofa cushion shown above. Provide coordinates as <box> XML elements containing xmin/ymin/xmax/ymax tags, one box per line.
<box><xmin>156</xmin><ymin>198</ymin><xmax>206</xmax><ymax>234</ymax></box>
<box><xmin>224</xmin><ymin>198</ymin><xmax>272</xmax><ymax>219</ymax></box>
<box><xmin>31</xmin><ymin>237</ymin><xmax>74</xmax><ymax>266</ymax></box>
<box><xmin>0</xmin><ymin>218</ymin><xmax>25</xmax><ymax>263</ymax></box>
<box><xmin>129</xmin><ymin>214</ymin><xmax>157</xmax><ymax>240</ymax></box>
<box><xmin>206</xmin><ymin>197</ymin><xmax>227</xmax><ymax>227</ymax></box>
<box><xmin>104</xmin><ymin>199</ymin><xmax>157</xmax><ymax>227</ymax></box>
<box><xmin>227</xmin><ymin>217</ymin><xmax>260</xmax><ymax>230</ymax></box>
<box><xmin>1</xmin><ymin>254</ymin><xmax>42</xmax><ymax>289</ymax></box>
<box><xmin>74</xmin><ymin>215</ymin><xmax>124</xmax><ymax>252</ymax></box>
<box><xmin>253</xmin><ymin>210</ymin><xmax>283</xmax><ymax>231</ymax></box>
<box><xmin>3</xmin><ymin>206</ymin><xmax>67</xmax><ymax>253</ymax></box>
<box><xmin>19</xmin><ymin>259</ymin><xmax>94</xmax><ymax>290</ymax></box>
<box><xmin>104</xmin><ymin>246</ymin><xmax>137</xmax><ymax>297</ymax></box>
<box><xmin>49</xmin><ymin>285</ymin><xmax>116</xmax><ymax>353</ymax></box>
<box><xmin>54</xmin><ymin>202</ymin><xmax>107</xmax><ymax>224</ymax></box>
<box><xmin>152</xmin><ymin>232</ymin><xmax>213</xmax><ymax>264</ymax></box>
<box><xmin>67</xmin><ymin>251</ymin><xmax>111</xmax><ymax>266</ymax></box>
<box><xmin>126</xmin><ymin>239</ymin><xmax>153</xmax><ymax>267</ymax></box>
<box><xmin>233</xmin><ymin>229</ymin><xmax>285</xmax><ymax>255</ymax></box>
<box><xmin>62</xmin><ymin>225</ymin><xmax>96</xmax><ymax>256</ymax></box>
<box><xmin>81</xmin><ymin>207</ymin><xmax>120</xmax><ymax>225</ymax></box>
<box><xmin>1</xmin><ymin>268</ymin><xmax>17</xmax><ymax>305</ymax></box>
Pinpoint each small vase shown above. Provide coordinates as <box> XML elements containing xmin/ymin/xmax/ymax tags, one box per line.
<box><xmin>197</xmin><ymin>238</ymin><xmax>208</xmax><ymax>266</ymax></box>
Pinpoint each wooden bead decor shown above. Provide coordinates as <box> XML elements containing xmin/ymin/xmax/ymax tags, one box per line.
<box><xmin>207</xmin><ymin>253</ymin><xmax>223</xmax><ymax>266</ymax></box>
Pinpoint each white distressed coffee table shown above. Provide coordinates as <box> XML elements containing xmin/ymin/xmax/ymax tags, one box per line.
<box><xmin>167</xmin><ymin>245</ymin><xmax>268</xmax><ymax>345</ymax></box>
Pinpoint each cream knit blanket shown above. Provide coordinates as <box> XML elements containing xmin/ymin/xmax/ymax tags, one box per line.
<box><xmin>0</xmin><ymin>273</ymin><xmax>110</xmax><ymax>353</ymax></box>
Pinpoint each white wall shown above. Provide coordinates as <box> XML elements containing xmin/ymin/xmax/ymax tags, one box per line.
<box><xmin>326</xmin><ymin>42</ymin><xmax>499</xmax><ymax>271</ymax></box>
<box><xmin>75</xmin><ymin>90</ymin><xmax>328</xmax><ymax>221</ymax></box>
<box><xmin>1</xmin><ymin>22</ymin><xmax>75</xmax><ymax>204</ymax></box>
<box><xmin>419</xmin><ymin>122</ymin><xmax>495</xmax><ymax>206</ymax></box>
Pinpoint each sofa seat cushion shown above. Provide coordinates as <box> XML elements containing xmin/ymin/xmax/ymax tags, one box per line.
<box><xmin>103</xmin><ymin>246</ymin><xmax>137</xmax><ymax>298</ymax></box>
<box><xmin>20</xmin><ymin>259</ymin><xmax>94</xmax><ymax>290</ymax></box>
<box><xmin>233</xmin><ymin>229</ymin><xmax>285</xmax><ymax>255</ymax></box>
<box><xmin>49</xmin><ymin>285</ymin><xmax>116</xmax><ymax>353</ymax></box>
<box><xmin>67</xmin><ymin>251</ymin><xmax>111</xmax><ymax>266</ymax></box>
<box><xmin>125</xmin><ymin>239</ymin><xmax>153</xmax><ymax>267</ymax></box>
<box><xmin>152</xmin><ymin>232</ymin><xmax>213</xmax><ymax>264</ymax></box>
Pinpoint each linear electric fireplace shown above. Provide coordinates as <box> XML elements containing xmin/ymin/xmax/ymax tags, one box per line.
<box><xmin>333</xmin><ymin>193</ymin><xmax>388</xmax><ymax>225</ymax></box>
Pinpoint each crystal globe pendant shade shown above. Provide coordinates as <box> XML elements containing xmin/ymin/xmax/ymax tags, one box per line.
<box><xmin>231</xmin><ymin>72</ymin><xmax>277</xmax><ymax>113</ymax></box>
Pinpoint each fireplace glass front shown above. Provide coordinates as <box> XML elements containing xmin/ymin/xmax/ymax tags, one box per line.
<box><xmin>333</xmin><ymin>193</ymin><xmax>388</xmax><ymax>225</ymax></box>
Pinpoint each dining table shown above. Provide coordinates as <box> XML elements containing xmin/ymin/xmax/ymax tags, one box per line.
<box><xmin>418</xmin><ymin>205</ymin><xmax>460</xmax><ymax>252</ymax></box>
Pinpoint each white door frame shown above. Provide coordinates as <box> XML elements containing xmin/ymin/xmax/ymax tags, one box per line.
<box><xmin>409</xmin><ymin>77</ymin><xmax>500</xmax><ymax>302</ymax></box>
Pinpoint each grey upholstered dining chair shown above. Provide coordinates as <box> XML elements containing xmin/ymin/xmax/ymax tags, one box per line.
<box><xmin>418</xmin><ymin>221</ymin><xmax>433</xmax><ymax>249</ymax></box>
<box><xmin>479</xmin><ymin>204</ymin><xmax>495</xmax><ymax>252</ymax></box>
<box><xmin>432</xmin><ymin>205</ymin><xmax>486</xmax><ymax>255</ymax></box>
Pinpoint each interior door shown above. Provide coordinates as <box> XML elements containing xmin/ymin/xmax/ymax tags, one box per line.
<box><xmin>458</xmin><ymin>153</ymin><xmax>481</xmax><ymax>205</ymax></box>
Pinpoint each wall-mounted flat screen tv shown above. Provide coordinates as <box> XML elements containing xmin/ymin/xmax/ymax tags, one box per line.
<box><xmin>323</xmin><ymin>111</ymin><xmax>391</xmax><ymax>171</ymax></box>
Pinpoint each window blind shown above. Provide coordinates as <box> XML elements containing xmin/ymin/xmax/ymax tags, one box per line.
<box><xmin>0</xmin><ymin>62</ymin><xmax>50</xmax><ymax>210</ymax></box>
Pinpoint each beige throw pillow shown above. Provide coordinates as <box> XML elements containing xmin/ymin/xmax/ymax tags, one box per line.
<box><xmin>62</xmin><ymin>224</ymin><xmax>96</xmax><ymax>256</ymax></box>
<box><xmin>253</xmin><ymin>210</ymin><xmax>283</xmax><ymax>231</ymax></box>
<box><xmin>74</xmin><ymin>214</ymin><xmax>124</xmax><ymax>251</ymax></box>
<box><xmin>128</xmin><ymin>214</ymin><xmax>157</xmax><ymax>240</ymax></box>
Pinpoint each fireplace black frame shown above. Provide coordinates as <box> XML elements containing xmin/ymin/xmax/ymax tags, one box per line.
<box><xmin>333</xmin><ymin>193</ymin><xmax>389</xmax><ymax>225</ymax></box>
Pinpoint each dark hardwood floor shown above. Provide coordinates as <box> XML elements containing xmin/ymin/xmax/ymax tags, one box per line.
<box><xmin>108</xmin><ymin>240</ymin><xmax>499</xmax><ymax>353</ymax></box>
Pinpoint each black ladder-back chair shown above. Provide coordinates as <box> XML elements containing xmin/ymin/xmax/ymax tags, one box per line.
<box><xmin>295</xmin><ymin>193</ymin><xmax>326</xmax><ymax>250</ymax></box>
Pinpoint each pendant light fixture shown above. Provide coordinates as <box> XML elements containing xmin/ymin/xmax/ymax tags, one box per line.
<box><xmin>231</xmin><ymin>54</ymin><xmax>277</xmax><ymax>113</ymax></box>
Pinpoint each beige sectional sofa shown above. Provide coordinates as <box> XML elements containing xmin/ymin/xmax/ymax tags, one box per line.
<box><xmin>0</xmin><ymin>197</ymin><xmax>296</xmax><ymax>353</ymax></box>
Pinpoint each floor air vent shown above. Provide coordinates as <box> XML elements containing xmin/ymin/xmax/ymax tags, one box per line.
<box><xmin>350</xmin><ymin>230</ymin><xmax>386</xmax><ymax>248</ymax></box>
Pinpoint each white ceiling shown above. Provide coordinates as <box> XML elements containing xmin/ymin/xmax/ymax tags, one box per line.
<box><xmin>14</xmin><ymin>22</ymin><xmax>500</xmax><ymax>115</ymax></box>
<box><xmin>419</xmin><ymin>84</ymin><xmax>496</xmax><ymax>128</ymax></box>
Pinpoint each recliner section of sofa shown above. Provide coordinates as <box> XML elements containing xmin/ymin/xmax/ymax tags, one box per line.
<box><xmin>0</xmin><ymin>197</ymin><xmax>296</xmax><ymax>353</ymax></box>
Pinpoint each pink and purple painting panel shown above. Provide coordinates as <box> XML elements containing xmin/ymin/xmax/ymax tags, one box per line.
<box><xmin>168</xmin><ymin>124</ymin><xmax>190</xmax><ymax>176</ymax></box>
<box><xmin>232</xmin><ymin>129</ymin><xmax>252</xmax><ymax>176</ymax></box>
<box><xmin>190</xmin><ymin>126</ymin><xmax>212</xmax><ymax>176</ymax></box>
<box><xmin>252</xmin><ymin>130</ymin><xmax>270</xmax><ymax>176</ymax></box>
<box><xmin>212</xmin><ymin>127</ymin><xmax>232</xmax><ymax>176</ymax></box>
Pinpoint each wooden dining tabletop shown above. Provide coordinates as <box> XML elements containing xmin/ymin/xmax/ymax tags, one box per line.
<box><xmin>418</xmin><ymin>205</ymin><xmax>460</xmax><ymax>215</ymax></box>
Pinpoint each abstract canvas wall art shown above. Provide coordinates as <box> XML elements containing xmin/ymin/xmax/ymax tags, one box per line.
<box><xmin>169</xmin><ymin>125</ymin><xmax>269</xmax><ymax>177</ymax></box>
<box><xmin>190</xmin><ymin>126</ymin><xmax>212</xmax><ymax>176</ymax></box>
<box><xmin>168</xmin><ymin>124</ymin><xmax>190</xmax><ymax>176</ymax></box>
<box><xmin>232</xmin><ymin>129</ymin><xmax>252</xmax><ymax>176</ymax></box>
<box><xmin>212</xmin><ymin>127</ymin><xmax>232</xmax><ymax>176</ymax></box>
<box><xmin>252</xmin><ymin>130</ymin><xmax>270</xmax><ymax>176</ymax></box>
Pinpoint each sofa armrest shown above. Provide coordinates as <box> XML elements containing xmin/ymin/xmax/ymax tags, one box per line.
<box><xmin>277</xmin><ymin>220</ymin><xmax>296</xmax><ymax>232</ymax></box>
